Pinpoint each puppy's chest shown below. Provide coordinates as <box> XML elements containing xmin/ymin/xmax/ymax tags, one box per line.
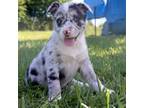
<box><xmin>55</xmin><ymin>43</ymin><xmax>87</xmax><ymax>77</ymax></box>
<box><xmin>57</xmin><ymin>54</ymin><xmax>80</xmax><ymax>87</ymax></box>
<box><xmin>60</xmin><ymin>55</ymin><xmax>80</xmax><ymax>76</ymax></box>
<box><xmin>56</xmin><ymin>45</ymin><xmax>85</xmax><ymax>74</ymax></box>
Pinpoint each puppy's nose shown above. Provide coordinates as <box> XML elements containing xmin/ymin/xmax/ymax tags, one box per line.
<box><xmin>63</xmin><ymin>30</ymin><xmax>71</xmax><ymax>37</ymax></box>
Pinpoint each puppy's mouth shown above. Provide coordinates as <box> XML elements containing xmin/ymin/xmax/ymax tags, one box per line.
<box><xmin>64</xmin><ymin>36</ymin><xmax>76</xmax><ymax>46</ymax></box>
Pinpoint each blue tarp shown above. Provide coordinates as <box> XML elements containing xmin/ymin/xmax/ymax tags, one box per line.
<box><xmin>105</xmin><ymin>0</ymin><xmax>126</xmax><ymax>23</ymax></box>
<box><xmin>85</xmin><ymin>0</ymin><xmax>126</xmax><ymax>22</ymax></box>
<box><xmin>84</xmin><ymin>0</ymin><xmax>126</xmax><ymax>35</ymax></box>
<box><xmin>85</xmin><ymin>0</ymin><xmax>106</xmax><ymax>19</ymax></box>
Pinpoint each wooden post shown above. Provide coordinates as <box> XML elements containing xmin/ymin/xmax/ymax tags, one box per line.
<box><xmin>94</xmin><ymin>6</ymin><xmax>97</xmax><ymax>36</ymax></box>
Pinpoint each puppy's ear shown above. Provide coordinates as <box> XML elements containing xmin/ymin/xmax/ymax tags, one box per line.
<box><xmin>77</xmin><ymin>3</ymin><xmax>92</xmax><ymax>14</ymax></box>
<box><xmin>47</xmin><ymin>1</ymin><xmax>60</xmax><ymax>16</ymax></box>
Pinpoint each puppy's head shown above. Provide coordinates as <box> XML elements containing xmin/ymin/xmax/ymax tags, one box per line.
<box><xmin>47</xmin><ymin>1</ymin><xmax>90</xmax><ymax>46</ymax></box>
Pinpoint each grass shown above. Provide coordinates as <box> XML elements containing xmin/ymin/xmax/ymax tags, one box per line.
<box><xmin>18</xmin><ymin>31</ymin><xmax>126</xmax><ymax>108</ymax></box>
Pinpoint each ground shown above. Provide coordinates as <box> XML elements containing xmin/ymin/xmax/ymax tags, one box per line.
<box><xmin>18</xmin><ymin>31</ymin><xmax>126</xmax><ymax>108</ymax></box>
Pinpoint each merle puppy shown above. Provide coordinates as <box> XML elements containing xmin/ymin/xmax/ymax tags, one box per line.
<box><xmin>25</xmin><ymin>1</ymin><xmax>113</xmax><ymax>102</ymax></box>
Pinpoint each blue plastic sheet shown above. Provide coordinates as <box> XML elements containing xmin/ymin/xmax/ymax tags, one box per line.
<box><xmin>85</xmin><ymin>0</ymin><xmax>106</xmax><ymax>19</ymax></box>
<box><xmin>84</xmin><ymin>0</ymin><xmax>126</xmax><ymax>35</ymax></box>
<box><xmin>105</xmin><ymin>0</ymin><xmax>126</xmax><ymax>23</ymax></box>
<box><xmin>85</xmin><ymin>0</ymin><xmax>126</xmax><ymax>22</ymax></box>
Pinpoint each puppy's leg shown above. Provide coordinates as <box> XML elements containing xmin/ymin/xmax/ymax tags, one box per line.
<box><xmin>80</xmin><ymin>59</ymin><xmax>114</xmax><ymax>93</ymax></box>
<box><xmin>46</xmin><ymin>65</ymin><xmax>61</xmax><ymax>102</ymax></box>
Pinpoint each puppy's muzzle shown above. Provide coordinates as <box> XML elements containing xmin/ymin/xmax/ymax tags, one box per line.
<box><xmin>63</xmin><ymin>30</ymin><xmax>71</xmax><ymax>38</ymax></box>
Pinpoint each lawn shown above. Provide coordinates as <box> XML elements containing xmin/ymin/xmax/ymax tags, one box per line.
<box><xmin>18</xmin><ymin>31</ymin><xmax>126</xmax><ymax>108</ymax></box>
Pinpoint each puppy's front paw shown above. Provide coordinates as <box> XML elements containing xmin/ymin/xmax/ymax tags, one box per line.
<box><xmin>48</xmin><ymin>94</ymin><xmax>62</xmax><ymax>102</ymax></box>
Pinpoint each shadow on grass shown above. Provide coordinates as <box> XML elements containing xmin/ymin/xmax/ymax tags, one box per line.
<box><xmin>18</xmin><ymin>35</ymin><xmax>126</xmax><ymax>108</ymax></box>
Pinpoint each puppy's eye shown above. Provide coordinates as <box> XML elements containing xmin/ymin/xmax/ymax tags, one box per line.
<box><xmin>73</xmin><ymin>16</ymin><xmax>79</xmax><ymax>22</ymax></box>
<box><xmin>56</xmin><ymin>18</ymin><xmax>63</xmax><ymax>27</ymax></box>
<box><xmin>72</xmin><ymin>16</ymin><xmax>84</xmax><ymax>27</ymax></box>
<box><xmin>77</xmin><ymin>21</ymin><xmax>83</xmax><ymax>27</ymax></box>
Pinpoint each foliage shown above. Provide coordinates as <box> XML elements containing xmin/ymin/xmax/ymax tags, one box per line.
<box><xmin>18</xmin><ymin>0</ymin><xmax>58</xmax><ymax>30</ymax></box>
<box><xmin>85</xmin><ymin>22</ymin><xmax>103</xmax><ymax>36</ymax></box>
<box><xmin>18</xmin><ymin>0</ymin><xmax>27</xmax><ymax>22</ymax></box>
<box><xmin>18</xmin><ymin>31</ymin><xmax>126</xmax><ymax>108</ymax></box>
<box><xmin>59</xmin><ymin>0</ymin><xmax>70</xmax><ymax>3</ymax></box>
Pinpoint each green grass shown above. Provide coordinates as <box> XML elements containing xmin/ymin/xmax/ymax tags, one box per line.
<box><xmin>18</xmin><ymin>31</ymin><xmax>126</xmax><ymax>108</ymax></box>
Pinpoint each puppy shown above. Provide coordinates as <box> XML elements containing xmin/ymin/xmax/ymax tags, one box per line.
<box><xmin>25</xmin><ymin>1</ymin><xmax>113</xmax><ymax>102</ymax></box>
